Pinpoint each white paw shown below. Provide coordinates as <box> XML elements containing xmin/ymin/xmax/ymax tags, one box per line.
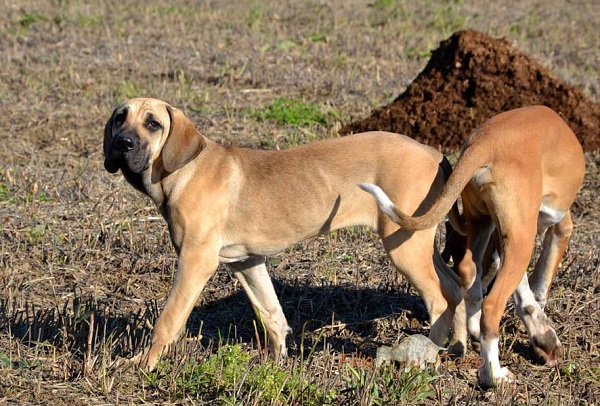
<box><xmin>496</xmin><ymin>367</ymin><xmax>515</xmax><ymax>383</ymax></box>
<box><xmin>479</xmin><ymin>366</ymin><xmax>515</xmax><ymax>388</ymax></box>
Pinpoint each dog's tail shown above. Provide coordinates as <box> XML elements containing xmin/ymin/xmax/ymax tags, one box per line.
<box><xmin>439</xmin><ymin>156</ymin><xmax>467</xmax><ymax>236</ymax></box>
<box><xmin>359</xmin><ymin>147</ymin><xmax>484</xmax><ymax>232</ymax></box>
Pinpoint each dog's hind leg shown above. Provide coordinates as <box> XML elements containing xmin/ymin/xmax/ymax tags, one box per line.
<box><xmin>229</xmin><ymin>256</ymin><xmax>291</xmax><ymax>361</ymax></box>
<box><xmin>457</xmin><ymin>214</ymin><xmax>495</xmax><ymax>346</ymax></box>
<box><xmin>477</xmin><ymin>196</ymin><xmax>539</xmax><ymax>388</ymax></box>
<box><xmin>434</xmin><ymin>248</ymin><xmax>467</xmax><ymax>357</ymax></box>
<box><xmin>529</xmin><ymin>210</ymin><xmax>573</xmax><ymax>309</ymax></box>
<box><xmin>512</xmin><ymin>272</ymin><xmax>563</xmax><ymax>366</ymax></box>
<box><xmin>508</xmin><ymin>209</ymin><xmax>572</xmax><ymax>367</ymax></box>
<box><xmin>381</xmin><ymin>222</ymin><xmax>456</xmax><ymax>348</ymax></box>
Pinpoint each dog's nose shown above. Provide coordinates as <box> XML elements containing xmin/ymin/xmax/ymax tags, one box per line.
<box><xmin>114</xmin><ymin>135</ymin><xmax>136</xmax><ymax>152</ymax></box>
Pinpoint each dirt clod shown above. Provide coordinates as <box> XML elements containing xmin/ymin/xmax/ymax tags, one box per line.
<box><xmin>341</xmin><ymin>30</ymin><xmax>600</xmax><ymax>152</ymax></box>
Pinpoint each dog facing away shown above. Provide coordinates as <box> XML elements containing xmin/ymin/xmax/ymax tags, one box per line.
<box><xmin>103</xmin><ymin>98</ymin><xmax>467</xmax><ymax>371</ymax></box>
<box><xmin>360</xmin><ymin>105</ymin><xmax>585</xmax><ymax>388</ymax></box>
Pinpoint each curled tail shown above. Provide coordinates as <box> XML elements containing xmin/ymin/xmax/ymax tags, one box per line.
<box><xmin>358</xmin><ymin>183</ymin><xmax>411</xmax><ymax>224</ymax></box>
<box><xmin>439</xmin><ymin>156</ymin><xmax>467</xmax><ymax>236</ymax></box>
<box><xmin>360</xmin><ymin>150</ymin><xmax>483</xmax><ymax>232</ymax></box>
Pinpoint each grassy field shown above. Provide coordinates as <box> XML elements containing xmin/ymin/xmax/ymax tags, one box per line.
<box><xmin>1</xmin><ymin>0</ymin><xmax>598</xmax><ymax>404</ymax></box>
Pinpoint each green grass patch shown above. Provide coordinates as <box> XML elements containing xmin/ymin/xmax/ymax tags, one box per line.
<box><xmin>308</xmin><ymin>33</ymin><xmax>327</xmax><ymax>43</ymax></box>
<box><xmin>26</xmin><ymin>225</ymin><xmax>47</xmax><ymax>245</ymax></box>
<box><xmin>150</xmin><ymin>343</ymin><xmax>337</xmax><ymax>404</ymax></box>
<box><xmin>378</xmin><ymin>365</ymin><xmax>437</xmax><ymax>403</ymax></box>
<box><xmin>147</xmin><ymin>5</ymin><xmax>200</xmax><ymax>15</ymax></box>
<box><xmin>370</xmin><ymin>0</ymin><xmax>400</xmax><ymax>10</ymax></box>
<box><xmin>19</xmin><ymin>12</ymin><xmax>46</xmax><ymax>28</ymax></box>
<box><xmin>430</xmin><ymin>3</ymin><xmax>467</xmax><ymax>34</ymax></box>
<box><xmin>144</xmin><ymin>341</ymin><xmax>437</xmax><ymax>404</ymax></box>
<box><xmin>0</xmin><ymin>352</ymin><xmax>41</xmax><ymax>369</ymax></box>
<box><xmin>277</xmin><ymin>39</ymin><xmax>298</xmax><ymax>51</ymax></box>
<box><xmin>405</xmin><ymin>47</ymin><xmax>432</xmax><ymax>59</ymax></box>
<box><xmin>246</xmin><ymin>4</ymin><xmax>263</xmax><ymax>28</ymax></box>
<box><xmin>344</xmin><ymin>363</ymin><xmax>437</xmax><ymax>404</ymax></box>
<box><xmin>0</xmin><ymin>352</ymin><xmax>10</xmax><ymax>367</ymax></box>
<box><xmin>73</xmin><ymin>13</ymin><xmax>103</xmax><ymax>28</ymax></box>
<box><xmin>0</xmin><ymin>183</ymin><xmax>9</xmax><ymax>202</ymax></box>
<box><xmin>248</xmin><ymin>97</ymin><xmax>328</xmax><ymax>127</ymax></box>
<box><xmin>115</xmin><ymin>81</ymin><xmax>141</xmax><ymax>102</ymax></box>
<box><xmin>175</xmin><ymin>343</ymin><xmax>251</xmax><ymax>397</ymax></box>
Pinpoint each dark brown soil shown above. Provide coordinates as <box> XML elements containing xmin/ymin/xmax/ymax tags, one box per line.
<box><xmin>341</xmin><ymin>30</ymin><xmax>600</xmax><ymax>152</ymax></box>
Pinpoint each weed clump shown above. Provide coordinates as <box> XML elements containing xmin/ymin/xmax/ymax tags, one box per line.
<box><xmin>155</xmin><ymin>344</ymin><xmax>337</xmax><ymax>404</ymax></box>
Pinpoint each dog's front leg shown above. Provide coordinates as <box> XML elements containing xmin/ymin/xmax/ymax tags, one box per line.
<box><xmin>139</xmin><ymin>243</ymin><xmax>219</xmax><ymax>370</ymax></box>
<box><xmin>228</xmin><ymin>256</ymin><xmax>291</xmax><ymax>361</ymax></box>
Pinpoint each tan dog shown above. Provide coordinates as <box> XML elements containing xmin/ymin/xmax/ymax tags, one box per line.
<box><xmin>360</xmin><ymin>106</ymin><xmax>585</xmax><ymax>388</ymax></box>
<box><xmin>103</xmin><ymin>98</ymin><xmax>467</xmax><ymax>370</ymax></box>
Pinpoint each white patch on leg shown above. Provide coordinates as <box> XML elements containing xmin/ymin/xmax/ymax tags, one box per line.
<box><xmin>537</xmin><ymin>204</ymin><xmax>565</xmax><ymax>235</ymax></box>
<box><xmin>462</xmin><ymin>285</ymin><xmax>483</xmax><ymax>339</ymax></box>
<box><xmin>467</xmin><ymin>307</ymin><xmax>481</xmax><ymax>338</ymax></box>
<box><xmin>513</xmin><ymin>274</ymin><xmax>546</xmax><ymax>335</ymax></box>
<box><xmin>513</xmin><ymin>274</ymin><xmax>539</xmax><ymax>315</ymax></box>
<box><xmin>491</xmin><ymin>250</ymin><xmax>501</xmax><ymax>272</ymax></box>
<box><xmin>479</xmin><ymin>337</ymin><xmax>513</xmax><ymax>387</ymax></box>
<box><xmin>534</xmin><ymin>288</ymin><xmax>548</xmax><ymax>309</ymax></box>
<box><xmin>358</xmin><ymin>183</ymin><xmax>401</xmax><ymax>222</ymax></box>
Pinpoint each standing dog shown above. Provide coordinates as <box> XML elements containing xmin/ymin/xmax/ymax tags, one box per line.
<box><xmin>103</xmin><ymin>98</ymin><xmax>467</xmax><ymax>370</ymax></box>
<box><xmin>360</xmin><ymin>106</ymin><xmax>585</xmax><ymax>388</ymax></box>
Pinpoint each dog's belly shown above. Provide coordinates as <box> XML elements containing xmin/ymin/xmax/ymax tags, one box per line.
<box><xmin>218</xmin><ymin>228</ymin><xmax>336</xmax><ymax>263</ymax></box>
<box><xmin>218</xmin><ymin>244</ymin><xmax>283</xmax><ymax>263</ymax></box>
<box><xmin>218</xmin><ymin>208</ymin><xmax>377</xmax><ymax>264</ymax></box>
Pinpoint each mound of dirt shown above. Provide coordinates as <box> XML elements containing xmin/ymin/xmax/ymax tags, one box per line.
<box><xmin>341</xmin><ymin>30</ymin><xmax>600</xmax><ymax>152</ymax></box>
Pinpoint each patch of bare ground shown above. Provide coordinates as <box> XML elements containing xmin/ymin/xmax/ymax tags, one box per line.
<box><xmin>0</xmin><ymin>0</ymin><xmax>598</xmax><ymax>404</ymax></box>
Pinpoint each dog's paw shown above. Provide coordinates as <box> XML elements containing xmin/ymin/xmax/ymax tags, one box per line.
<box><xmin>111</xmin><ymin>354</ymin><xmax>139</xmax><ymax>370</ymax></box>
<box><xmin>532</xmin><ymin>329</ymin><xmax>563</xmax><ymax>366</ymax></box>
<box><xmin>111</xmin><ymin>350</ymin><xmax>160</xmax><ymax>371</ymax></box>
<box><xmin>447</xmin><ymin>341</ymin><xmax>466</xmax><ymax>359</ymax></box>
<box><xmin>494</xmin><ymin>367</ymin><xmax>515</xmax><ymax>386</ymax></box>
<box><xmin>479</xmin><ymin>365</ymin><xmax>515</xmax><ymax>389</ymax></box>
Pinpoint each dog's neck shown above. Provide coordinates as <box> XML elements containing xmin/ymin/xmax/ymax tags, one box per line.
<box><xmin>119</xmin><ymin>163</ymin><xmax>168</xmax><ymax>216</ymax></box>
<box><xmin>134</xmin><ymin>140</ymin><xmax>235</xmax><ymax>225</ymax></box>
<box><xmin>121</xmin><ymin>167</ymin><xmax>148</xmax><ymax>196</ymax></box>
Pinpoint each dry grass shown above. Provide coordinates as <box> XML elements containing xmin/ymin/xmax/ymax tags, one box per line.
<box><xmin>1</xmin><ymin>0</ymin><xmax>599</xmax><ymax>404</ymax></box>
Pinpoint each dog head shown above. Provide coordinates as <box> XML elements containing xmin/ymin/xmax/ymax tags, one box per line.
<box><xmin>103</xmin><ymin>98</ymin><xmax>206</xmax><ymax>176</ymax></box>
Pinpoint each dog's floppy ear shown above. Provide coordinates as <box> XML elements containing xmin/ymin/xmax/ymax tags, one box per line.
<box><xmin>103</xmin><ymin>105</ymin><xmax>120</xmax><ymax>173</ymax></box>
<box><xmin>162</xmin><ymin>105</ymin><xmax>206</xmax><ymax>173</ymax></box>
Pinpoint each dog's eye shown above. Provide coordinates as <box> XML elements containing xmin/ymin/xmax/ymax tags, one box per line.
<box><xmin>114</xmin><ymin>112</ymin><xmax>127</xmax><ymax>127</ymax></box>
<box><xmin>147</xmin><ymin>120</ymin><xmax>162</xmax><ymax>131</ymax></box>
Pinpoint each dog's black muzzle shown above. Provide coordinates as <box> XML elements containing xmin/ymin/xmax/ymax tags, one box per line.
<box><xmin>104</xmin><ymin>132</ymin><xmax>149</xmax><ymax>174</ymax></box>
<box><xmin>113</xmin><ymin>133</ymin><xmax>138</xmax><ymax>152</ymax></box>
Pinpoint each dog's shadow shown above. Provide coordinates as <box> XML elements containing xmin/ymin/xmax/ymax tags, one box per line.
<box><xmin>0</xmin><ymin>280</ymin><xmax>429</xmax><ymax>364</ymax></box>
<box><xmin>185</xmin><ymin>277</ymin><xmax>430</xmax><ymax>358</ymax></box>
<box><xmin>0</xmin><ymin>277</ymin><xmax>540</xmax><ymax>365</ymax></box>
